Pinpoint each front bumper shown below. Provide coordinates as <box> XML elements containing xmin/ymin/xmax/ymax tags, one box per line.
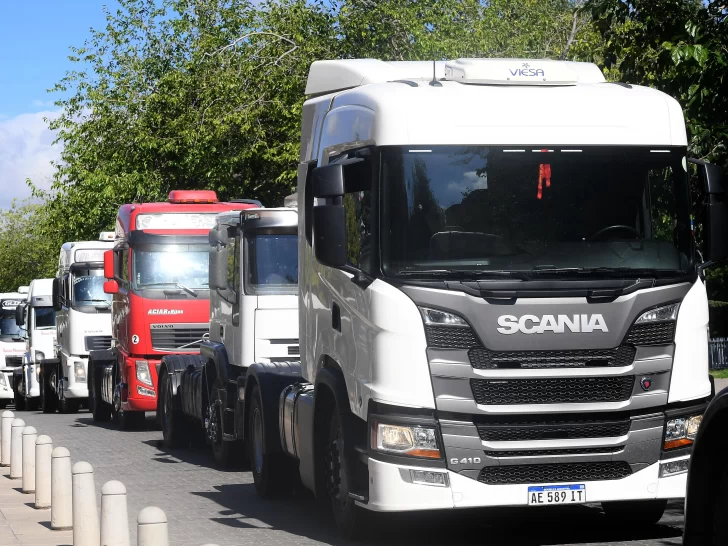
<box><xmin>365</xmin><ymin>456</ymin><xmax>687</xmax><ymax>512</ymax></box>
<box><xmin>123</xmin><ymin>358</ymin><xmax>160</xmax><ymax>412</ymax></box>
<box><xmin>63</xmin><ymin>357</ymin><xmax>89</xmax><ymax>399</ymax></box>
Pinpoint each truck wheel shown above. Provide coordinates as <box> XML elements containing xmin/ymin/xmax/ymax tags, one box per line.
<box><xmin>160</xmin><ymin>371</ymin><xmax>189</xmax><ymax>448</ymax></box>
<box><xmin>40</xmin><ymin>371</ymin><xmax>57</xmax><ymax>414</ymax></box>
<box><xmin>27</xmin><ymin>398</ymin><xmax>39</xmax><ymax>411</ymax></box>
<box><xmin>248</xmin><ymin>384</ymin><xmax>290</xmax><ymax>496</ymax></box>
<box><xmin>208</xmin><ymin>400</ymin><xmax>243</xmax><ymax>468</ymax></box>
<box><xmin>116</xmin><ymin>409</ymin><xmax>145</xmax><ymax>431</ymax></box>
<box><xmin>602</xmin><ymin>499</ymin><xmax>667</xmax><ymax>526</ymax></box>
<box><xmin>89</xmin><ymin>363</ymin><xmax>110</xmax><ymax>422</ymax></box>
<box><xmin>0</xmin><ymin>401</ymin><xmax>8</xmax><ymax>409</ymax></box>
<box><xmin>13</xmin><ymin>376</ymin><xmax>25</xmax><ymax>411</ymax></box>
<box><xmin>59</xmin><ymin>397</ymin><xmax>79</xmax><ymax>414</ymax></box>
<box><xmin>326</xmin><ymin>410</ymin><xmax>368</xmax><ymax>538</ymax></box>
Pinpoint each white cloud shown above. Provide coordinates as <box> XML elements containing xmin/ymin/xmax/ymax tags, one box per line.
<box><xmin>0</xmin><ymin>110</ymin><xmax>62</xmax><ymax>209</ymax></box>
<box><xmin>446</xmin><ymin>170</ymin><xmax>488</xmax><ymax>194</ymax></box>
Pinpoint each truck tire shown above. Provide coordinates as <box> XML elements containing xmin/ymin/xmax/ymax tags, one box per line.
<box><xmin>248</xmin><ymin>384</ymin><xmax>290</xmax><ymax>496</ymax></box>
<box><xmin>326</xmin><ymin>410</ymin><xmax>368</xmax><ymax>538</ymax></box>
<box><xmin>0</xmin><ymin>400</ymin><xmax>8</xmax><ymax>409</ymax></box>
<box><xmin>89</xmin><ymin>355</ymin><xmax>111</xmax><ymax>422</ymax></box>
<box><xmin>159</xmin><ymin>370</ymin><xmax>189</xmax><ymax>448</ymax></box>
<box><xmin>40</xmin><ymin>369</ymin><xmax>57</xmax><ymax>414</ymax></box>
<box><xmin>602</xmin><ymin>499</ymin><xmax>667</xmax><ymax>526</ymax></box>
<box><xmin>208</xmin><ymin>399</ymin><xmax>243</xmax><ymax>468</ymax></box>
<box><xmin>13</xmin><ymin>375</ymin><xmax>25</xmax><ymax>411</ymax></box>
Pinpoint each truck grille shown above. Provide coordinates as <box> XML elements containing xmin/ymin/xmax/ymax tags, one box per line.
<box><xmin>476</xmin><ymin>416</ymin><xmax>631</xmax><ymax>441</ymax></box>
<box><xmin>470</xmin><ymin>376</ymin><xmax>635</xmax><ymax>405</ymax></box>
<box><xmin>624</xmin><ymin>322</ymin><xmax>675</xmax><ymax>345</ymax></box>
<box><xmin>484</xmin><ymin>446</ymin><xmax>624</xmax><ymax>458</ymax></box>
<box><xmin>477</xmin><ymin>461</ymin><xmax>632</xmax><ymax>484</ymax></box>
<box><xmin>150</xmin><ymin>326</ymin><xmax>208</xmax><ymax>351</ymax></box>
<box><xmin>3</xmin><ymin>356</ymin><xmax>21</xmax><ymax>368</ymax></box>
<box><xmin>469</xmin><ymin>345</ymin><xmax>635</xmax><ymax>370</ymax></box>
<box><xmin>85</xmin><ymin>336</ymin><xmax>112</xmax><ymax>351</ymax></box>
<box><xmin>425</xmin><ymin>326</ymin><xmax>479</xmax><ymax>349</ymax></box>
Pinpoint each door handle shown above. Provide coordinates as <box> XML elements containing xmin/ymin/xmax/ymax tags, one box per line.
<box><xmin>332</xmin><ymin>303</ymin><xmax>341</xmax><ymax>333</ymax></box>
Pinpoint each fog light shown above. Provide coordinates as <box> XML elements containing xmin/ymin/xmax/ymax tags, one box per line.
<box><xmin>410</xmin><ymin>470</ymin><xmax>449</xmax><ymax>487</ymax></box>
<box><xmin>137</xmin><ymin>385</ymin><xmax>155</xmax><ymax>397</ymax></box>
<box><xmin>74</xmin><ymin>362</ymin><xmax>87</xmax><ymax>383</ymax></box>
<box><xmin>659</xmin><ymin>458</ymin><xmax>689</xmax><ymax>477</ymax></box>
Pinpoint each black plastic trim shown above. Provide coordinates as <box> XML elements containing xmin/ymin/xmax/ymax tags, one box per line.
<box><xmin>128</xmin><ymin>232</ymin><xmax>208</xmax><ymax>245</ymax></box>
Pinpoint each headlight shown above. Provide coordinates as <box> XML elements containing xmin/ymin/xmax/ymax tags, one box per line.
<box><xmin>35</xmin><ymin>351</ymin><xmax>45</xmax><ymax>362</ymax></box>
<box><xmin>73</xmin><ymin>361</ymin><xmax>86</xmax><ymax>382</ymax></box>
<box><xmin>636</xmin><ymin>303</ymin><xmax>679</xmax><ymax>324</ymax></box>
<box><xmin>664</xmin><ymin>414</ymin><xmax>702</xmax><ymax>449</ymax></box>
<box><xmin>371</xmin><ymin>421</ymin><xmax>441</xmax><ymax>459</ymax></box>
<box><xmin>418</xmin><ymin>306</ymin><xmax>468</xmax><ymax>327</ymax></box>
<box><xmin>135</xmin><ymin>360</ymin><xmax>152</xmax><ymax>386</ymax></box>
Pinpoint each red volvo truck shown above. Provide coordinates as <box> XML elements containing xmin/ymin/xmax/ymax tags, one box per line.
<box><xmin>88</xmin><ymin>190</ymin><xmax>259</xmax><ymax>429</ymax></box>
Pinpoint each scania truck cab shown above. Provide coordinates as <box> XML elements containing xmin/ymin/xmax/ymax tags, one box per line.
<box><xmin>0</xmin><ymin>288</ymin><xmax>28</xmax><ymax>407</ymax></box>
<box><xmin>43</xmin><ymin>233</ymin><xmax>115</xmax><ymax>413</ymax></box>
<box><xmin>13</xmin><ymin>279</ymin><xmax>56</xmax><ymax>410</ymax></box>
<box><xmin>158</xmin><ymin>207</ymin><xmax>299</xmax><ymax>465</ymax></box>
<box><xmin>243</xmin><ymin>58</ymin><xmax>728</xmax><ymax>536</ymax></box>
<box><xmin>89</xmin><ymin>191</ymin><xmax>259</xmax><ymax>430</ymax></box>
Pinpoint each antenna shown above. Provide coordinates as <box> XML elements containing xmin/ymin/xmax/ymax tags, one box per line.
<box><xmin>429</xmin><ymin>60</ymin><xmax>442</xmax><ymax>87</ymax></box>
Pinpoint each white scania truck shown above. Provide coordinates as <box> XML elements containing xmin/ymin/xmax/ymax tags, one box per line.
<box><xmin>13</xmin><ymin>279</ymin><xmax>56</xmax><ymax>410</ymax></box>
<box><xmin>45</xmin><ymin>233</ymin><xmax>115</xmax><ymax>413</ymax></box>
<box><xmin>239</xmin><ymin>58</ymin><xmax>728</xmax><ymax>536</ymax></box>
<box><xmin>0</xmin><ymin>287</ymin><xmax>28</xmax><ymax>408</ymax></box>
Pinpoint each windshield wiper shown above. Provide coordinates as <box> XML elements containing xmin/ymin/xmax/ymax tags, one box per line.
<box><xmin>79</xmin><ymin>299</ymin><xmax>110</xmax><ymax>304</ymax></box>
<box><xmin>141</xmin><ymin>282</ymin><xmax>200</xmax><ymax>297</ymax></box>
<box><xmin>395</xmin><ymin>269</ymin><xmax>530</xmax><ymax>281</ymax></box>
<box><xmin>529</xmin><ymin>267</ymin><xmax>682</xmax><ymax>278</ymax></box>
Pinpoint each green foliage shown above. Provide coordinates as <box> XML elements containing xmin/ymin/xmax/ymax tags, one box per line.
<box><xmin>0</xmin><ymin>200</ymin><xmax>57</xmax><ymax>292</ymax></box>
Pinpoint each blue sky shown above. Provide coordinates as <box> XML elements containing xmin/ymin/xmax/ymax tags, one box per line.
<box><xmin>0</xmin><ymin>0</ymin><xmax>120</xmax><ymax>208</ymax></box>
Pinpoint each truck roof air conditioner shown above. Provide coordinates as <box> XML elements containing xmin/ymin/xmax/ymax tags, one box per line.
<box><xmin>443</xmin><ymin>58</ymin><xmax>592</xmax><ymax>86</ymax></box>
<box><xmin>167</xmin><ymin>190</ymin><xmax>219</xmax><ymax>204</ymax></box>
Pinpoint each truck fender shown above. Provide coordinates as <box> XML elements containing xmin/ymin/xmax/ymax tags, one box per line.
<box><xmin>160</xmin><ymin>354</ymin><xmax>205</xmax><ymax>396</ymax></box>
<box><xmin>246</xmin><ymin>361</ymin><xmax>303</xmax><ymax>454</ymax></box>
<box><xmin>200</xmin><ymin>341</ymin><xmax>231</xmax><ymax>386</ymax></box>
<box><xmin>684</xmin><ymin>385</ymin><xmax>728</xmax><ymax>545</ymax></box>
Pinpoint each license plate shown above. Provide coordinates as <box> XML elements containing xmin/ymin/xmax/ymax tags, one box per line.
<box><xmin>528</xmin><ymin>484</ymin><xmax>586</xmax><ymax>505</ymax></box>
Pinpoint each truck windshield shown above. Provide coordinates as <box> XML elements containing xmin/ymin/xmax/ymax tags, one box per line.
<box><xmin>73</xmin><ymin>269</ymin><xmax>111</xmax><ymax>307</ymax></box>
<box><xmin>245</xmin><ymin>234</ymin><xmax>298</xmax><ymax>294</ymax></box>
<box><xmin>133</xmin><ymin>244</ymin><xmax>210</xmax><ymax>291</ymax></box>
<box><xmin>0</xmin><ymin>309</ymin><xmax>21</xmax><ymax>339</ymax></box>
<box><xmin>381</xmin><ymin>146</ymin><xmax>693</xmax><ymax>278</ymax></box>
<box><xmin>33</xmin><ymin>307</ymin><xmax>55</xmax><ymax>329</ymax></box>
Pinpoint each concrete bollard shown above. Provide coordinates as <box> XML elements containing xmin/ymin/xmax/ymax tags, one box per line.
<box><xmin>35</xmin><ymin>435</ymin><xmax>52</xmax><ymax>509</ymax></box>
<box><xmin>72</xmin><ymin>461</ymin><xmax>100</xmax><ymax>546</ymax></box>
<box><xmin>137</xmin><ymin>507</ymin><xmax>168</xmax><ymax>546</ymax></box>
<box><xmin>10</xmin><ymin>418</ymin><xmax>25</xmax><ymax>479</ymax></box>
<box><xmin>100</xmin><ymin>481</ymin><xmax>130</xmax><ymax>546</ymax></box>
<box><xmin>51</xmin><ymin>447</ymin><xmax>72</xmax><ymax>530</ymax></box>
<box><xmin>21</xmin><ymin>426</ymin><xmax>37</xmax><ymax>493</ymax></box>
<box><xmin>0</xmin><ymin>410</ymin><xmax>13</xmax><ymax>466</ymax></box>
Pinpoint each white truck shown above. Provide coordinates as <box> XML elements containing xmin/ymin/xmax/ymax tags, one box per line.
<box><xmin>238</xmin><ymin>58</ymin><xmax>728</xmax><ymax>536</ymax></box>
<box><xmin>157</xmin><ymin>207</ymin><xmax>299</xmax><ymax>466</ymax></box>
<box><xmin>13</xmin><ymin>279</ymin><xmax>56</xmax><ymax>410</ymax></box>
<box><xmin>0</xmin><ymin>287</ymin><xmax>28</xmax><ymax>408</ymax></box>
<box><xmin>45</xmin><ymin>233</ymin><xmax>115</xmax><ymax>413</ymax></box>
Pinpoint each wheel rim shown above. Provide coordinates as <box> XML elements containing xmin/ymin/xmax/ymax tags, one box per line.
<box><xmin>252</xmin><ymin>407</ymin><xmax>264</xmax><ymax>475</ymax></box>
<box><xmin>208</xmin><ymin>403</ymin><xmax>221</xmax><ymax>451</ymax></box>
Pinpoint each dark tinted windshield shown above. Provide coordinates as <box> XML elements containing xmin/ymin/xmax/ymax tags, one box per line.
<box><xmin>246</xmin><ymin>234</ymin><xmax>298</xmax><ymax>294</ymax></box>
<box><xmin>382</xmin><ymin>146</ymin><xmax>692</xmax><ymax>277</ymax></box>
<box><xmin>73</xmin><ymin>269</ymin><xmax>111</xmax><ymax>306</ymax></box>
<box><xmin>133</xmin><ymin>244</ymin><xmax>209</xmax><ymax>290</ymax></box>
<box><xmin>0</xmin><ymin>309</ymin><xmax>21</xmax><ymax>338</ymax></box>
<box><xmin>33</xmin><ymin>307</ymin><xmax>55</xmax><ymax>328</ymax></box>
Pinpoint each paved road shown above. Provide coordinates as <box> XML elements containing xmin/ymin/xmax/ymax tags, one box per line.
<box><xmin>14</xmin><ymin>408</ymin><xmax>684</xmax><ymax>546</ymax></box>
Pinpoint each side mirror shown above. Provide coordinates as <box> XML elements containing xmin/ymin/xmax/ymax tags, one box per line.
<box><xmin>14</xmin><ymin>305</ymin><xmax>25</xmax><ymax>327</ymax></box>
<box><xmin>209</xmin><ymin>246</ymin><xmax>229</xmax><ymax>290</ymax></box>
<box><xmin>311</xmin><ymin>163</ymin><xmax>348</xmax><ymax>268</ymax></box>
<box><xmin>52</xmin><ymin>278</ymin><xmax>62</xmax><ymax>311</ymax></box>
<box><xmin>691</xmin><ymin>159</ymin><xmax>728</xmax><ymax>263</ymax></box>
<box><xmin>103</xmin><ymin>280</ymin><xmax>119</xmax><ymax>294</ymax></box>
<box><xmin>104</xmin><ymin>249</ymin><xmax>115</xmax><ymax>279</ymax></box>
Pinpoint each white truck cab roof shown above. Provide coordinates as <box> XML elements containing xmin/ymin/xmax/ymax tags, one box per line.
<box><xmin>58</xmin><ymin>233</ymin><xmax>115</xmax><ymax>275</ymax></box>
<box><xmin>27</xmin><ymin>279</ymin><xmax>54</xmax><ymax>307</ymax></box>
<box><xmin>301</xmin><ymin>58</ymin><xmax>687</xmax><ymax>163</ymax></box>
